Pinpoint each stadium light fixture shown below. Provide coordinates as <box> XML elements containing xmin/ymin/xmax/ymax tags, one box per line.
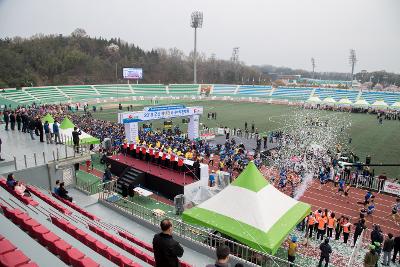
<box><xmin>349</xmin><ymin>49</ymin><xmax>357</xmax><ymax>87</ymax></box>
<box><xmin>191</xmin><ymin>11</ymin><xmax>203</xmax><ymax>84</ymax></box>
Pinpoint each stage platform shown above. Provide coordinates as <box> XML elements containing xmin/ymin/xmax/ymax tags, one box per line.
<box><xmin>107</xmin><ymin>154</ymin><xmax>198</xmax><ymax>200</ymax></box>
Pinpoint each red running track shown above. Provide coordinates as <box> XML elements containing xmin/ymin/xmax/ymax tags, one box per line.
<box><xmin>299</xmin><ymin>180</ymin><xmax>399</xmax><ymax>236</ymax></box>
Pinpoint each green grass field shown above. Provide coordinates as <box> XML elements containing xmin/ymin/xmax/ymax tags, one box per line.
<box><xmin>83</xmin><ymin>100</ymin><xmax>400</xmax><ymax>178</ymax></box>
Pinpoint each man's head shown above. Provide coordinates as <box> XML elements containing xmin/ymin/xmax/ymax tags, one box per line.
<box><xmin>388</xmin><ymin>233</ymin><xmax>393</xmax><ymax>239</ymax></box>
<box><xmin>324</xmin><ymin>238</ymin><xmax>329</xmax><ymax>244</ymax></box>
<box><xmin>216</xmin><ymin>244</ymin><xmax>230</xmax><ymax>263</ymax></box>
<box><xmin>55</xmin><ymin>180</ymin><xmax>60</xmax><ymax>186</ymax></box>
<box><xmin>160</xmin><ymin>219</ymin><xmax>173</xmax><ymax>235</ymax></box>
<box><xmin>74</xmin><ymin>127</ymin><xmax>77</xmax><ymax>131</ymax></box>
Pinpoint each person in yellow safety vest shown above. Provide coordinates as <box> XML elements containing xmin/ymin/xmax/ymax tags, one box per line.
<box><xmin>185</xmin><ymin>151</ymin><xmax>190</xmax><ymax>159</ymax></box>
<box><xmin>326</xmin><ymin>213</ymin><xmax>336</xmax><ymax>238</ymax></box>
<box><xmin>156</xmin><ymin>141</ymin><xmax>161</xmax><ymax>148</ymax></box>
<box><xmin>287</xmin><ymin>236</ymin><xmax>298</xmax><ymax>267</ymax></box>
<box><xmin>219</xmin><ymin>161</ymin><xmax>224</xmax><ymax>170</ymax></box>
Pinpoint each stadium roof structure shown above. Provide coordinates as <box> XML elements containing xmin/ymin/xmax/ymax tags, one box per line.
<box><xmin>59</xmin><ymin>117</ymin><xmax>100</xmax><ymax>145</ymax></box>
<box><xmin>182</xmin><ymin>162</ymin><xmax>311</xmax><ymax>254</ymax></box>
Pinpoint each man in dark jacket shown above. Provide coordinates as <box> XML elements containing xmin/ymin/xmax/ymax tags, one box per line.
<box><xmin>21</xmin><ymin>112</ymin><xmax>27</xmax><ymax>132</ymax></box>
<box><xmin>3</xmin><ymin>110</ymin><xmax>9</xmax><ymax>131</ymax></box>
<box><xmin>0</xmin><ymin>137</ymin><xmax>4</xmax><ymax>161</ymax></box>
<box><xmin>16</xmin><ymin>112</ymin><xmax>21</xmax><ymax>131</ymax></box>
<box><xmin>371</xmin><ymin>225</ymin><xmax>383</xmax><ymax>245</ymax></box>
<box><xmin>72</xmin><ymin>127</ymin><xmax>82</xmax><ymax>153</ymax></box>
<box><xmin>382</xmin><ymin>233</ymin><xmax>394</xmax><ymax>266</ymax></box>
<box><xmin>353</xmin><ymin>218</ymin><xmax>366</xmax><ymax>246</ymax></box>
<box><xmin>9</xmin><ymin>111</ymin><xmax>16</xmax><ymax>131</ymax></box>
<box><xmin>392</xmin><ymin>235</ymin><xmax>400</xmax><ymax>264</ymax></box>
<box><xmin>28</xmin><ymin>117</ymin><xmax>36</xmax><ymax>140</ymax></box>
<box><xmin>318</xmin><ymin>238</ymin><xmax>332</xmax><ymax>267</ymax></box>
<box><xmin>153</xmin><ymin>219</ymin><xmax>184</xmax><ymax>267</ymax></box>
<box><xmin>36</xmin><ymin>117</ymin><xmax>44</xmax><ymax>142</ymax></box>
<box><xmin>206</xmin><ymin>245</ymin><xmax>230</xmax><ymax>267</ymax></box>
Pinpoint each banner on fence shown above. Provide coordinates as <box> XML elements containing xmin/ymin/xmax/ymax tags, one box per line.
<box><xmin>383</xmin><ymin>182</ymin><xmax>400</xmax><ymax>196</ymax></box>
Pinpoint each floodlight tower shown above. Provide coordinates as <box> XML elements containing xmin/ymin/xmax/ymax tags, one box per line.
<box><xmin>191</xmin><ymin>11</ymin><xmax>203</xmax><ymax>84</ymax></box>
<box><xmin>311</xmin><ymin>57</ymin><xmax>316</xmax><ymax>79</ymax></box>
<box><xmin>349</xmin><ymin>49</ymin><xmax>357</xmax><ymax>87</ymax></box>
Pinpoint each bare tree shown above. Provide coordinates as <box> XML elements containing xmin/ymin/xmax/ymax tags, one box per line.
<box><xmin>71</xmin><ymin>28</ymin><xmax>87</xmax><ymax>38</ymax></box>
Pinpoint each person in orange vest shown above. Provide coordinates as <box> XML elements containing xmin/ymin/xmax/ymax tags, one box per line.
<box><xmin>342</xmin><ymin>217</ymin><xmax>352</xmax><ymax>244</ymax></box>
<box><xmin>317</xmin><ymin>213</ymin><xmax>328</xmax><ymax>240</ymax></box>
<box><xmin>306</xmin><ymin>212</ymin><xmax>315</xmax><ymax>238</ymax></box>
<box><xmin>314</xmin><ymin>209</ymin><xmax>322</xmax><ymax>235</ymax></box>
<box><xmin>327</xmin><ymin>212</ymin><xmax>336</xmax><ymax>238</ymax></box>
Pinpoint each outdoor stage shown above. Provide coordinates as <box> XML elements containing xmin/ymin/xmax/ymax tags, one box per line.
<box><xmin>106</xmin><ymin>154</ymin><xmax>198</xmax><ymax>200</ymax></box>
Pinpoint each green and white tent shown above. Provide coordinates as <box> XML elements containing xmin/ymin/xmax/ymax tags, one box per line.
<box><xmin>59</xmin><ymin>117</ymin><xmax>100</xmax><ymax>145</ymax></box>
<box><xmin>41</xmin><ymin>113</ymin><xmax>55</xmax><ymax>123</ymax></box>
<box><xmin>182</xmin><ymin>162</ymin><xmax>311</xmax><ymax>254</ymax></box>
<box><xmin>306</xmin><ymin>96</ymin><xmax>321</xmax><ymax>104</ymax></box>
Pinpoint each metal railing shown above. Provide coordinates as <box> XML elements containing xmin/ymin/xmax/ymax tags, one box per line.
<box><xmin>347</xmin><ymin>229</ymin><xmax>365</xmax><ymax>267</ymax></box>
<box><xmin>75</xmin><ymin>179</ymin><xmax>100</xmax><ymax>195</ymax></box>
<box><xmin>341</xmin><ymin>174</ymin><xmax>385</xmax><ymax>193</ymax></box>
<box><xmin>97</xmin><ymin>180</ymin><xmax>302</xmax><ymax>267</ymax></box>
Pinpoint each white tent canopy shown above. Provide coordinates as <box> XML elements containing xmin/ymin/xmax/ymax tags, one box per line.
<box><xmin>182</xmin><ymin>162</ymin><xmax>311</xmax><ymax>254</ymax></box>
<box><xmin>371</xmin><ymin>100</ymin><xmax>388</xmax><ymax>108</ymax></box>
<box><xmin>322</xmin><ymin>97</ymin><xmax>336</xmax><ymax>105</ymax></box>
<box><xmin>337</xmin><ymin>98</ymin><xmax>353</xmax><ymax>105</ymax></box>
<box><xmin>390</xmin><ymin>101</ymin><xmax>400</xmax><ymax>110</ymax></box>
<box><xmin>353</xmin><ymin>99</ymin><xmax>370</xmax><ymax>107</ymax></box>
<box><xmin>306</xmin><ymin>96</ymin><xmax>321</xmax><ymax>104</ymax></box>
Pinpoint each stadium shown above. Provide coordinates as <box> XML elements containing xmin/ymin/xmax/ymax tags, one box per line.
<box><xmin>1</xmin><ymin>1</ymin><xmax>400</xmax><ymax>267</ymax></box>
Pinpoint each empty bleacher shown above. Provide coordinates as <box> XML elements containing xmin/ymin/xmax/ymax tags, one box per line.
<box><xmin>0</xmin><ymin>89</ymin><xmax>36</xmax><ymax>104</ymax></box>
<box><xmin>0</xmin><ymin>234</ymin><xmax>39</xmax><ymax>267</ymax></box>
<box><xmin>168</xmin><ymin>84</ymin><xmax>199</xmax><ymax>95</ymax></box>
<box><xmin>237</xmin><ymin>85</ymin><xmax>272</xmax><ymax>97</ymax></box>
<box><xmin>25</xmin><ymin>86</ymin><xmax>66</xmax><ymax>103</ymax></box>
<box><xmin>94</xmin><ymin>84</ymin><xmax>133</xmax><ymax>97</ymax></box>
<box><xmin>58</xmin><ymin>85</ymin><xmax>99</xmax><ymax>100</ymax></box>
<box><xmin>271</xmin><ymin>87</ymin><xmax>314</xmax><ymax>100</ymax></box>
<box><xmin>360</xmin><ymin>91</ymin><xmax>400</xmax><ymax>105</ymax></box>
<box><xmin>131</xmin><ymin>84</ymin><xmax>167</xmax><ymax>96</ymax></box>
<box><xmin>212</xmin><ymin>84</ymin><xmax>237</xmax><ymax>95</ymax></box>
<box><xmin>314</xmin><ymin>88</ymin><xmax>359</xmax><ymax>102</ymax></box>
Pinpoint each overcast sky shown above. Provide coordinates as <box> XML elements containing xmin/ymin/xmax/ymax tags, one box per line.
<box><xmin>0</xmin><ymin>0</ymin><xmax>399</xmax><ymax>73</ymax></box>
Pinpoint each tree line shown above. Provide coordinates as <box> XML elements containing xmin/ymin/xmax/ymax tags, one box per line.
<box><xmin>0</xmin><ymin>29</ymin><xmax>399</xmax><ymax>88</ymax></box>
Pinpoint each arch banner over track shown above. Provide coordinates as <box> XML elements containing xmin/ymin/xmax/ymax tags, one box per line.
<box><xmin>118</xmin><ymin>105</ymin><xmax>203</xmax><ymax>143</ymax></box>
